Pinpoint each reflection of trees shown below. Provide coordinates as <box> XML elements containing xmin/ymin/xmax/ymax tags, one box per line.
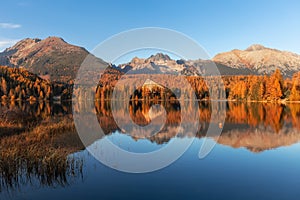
<box><xmin>94</xmin><ymin>100</ymin><xmax>300</xmax><ymax>151</ymax></box>
<box><xmin>128</xmin><ymin>100</ymin><xmax>181</xmax><ymax>126</ymax></box>
<box><xmin>0</xmin><ymin>101</ymin><xmax>72</xmax><ymax>138</ymax></box>
<box><xmin>226</xmin><ymin>102</ymin><xmax>284</xmax><ymax>132</ymax></box>
<box><xmin>288</xmin><ymin>103</ymin><xmax>300</xmax><ymax>130</ymax></box>
<box><xmin>263</xmin><ymin>104</ymin><xmax>284</xmax><ymax>133</ymax></box>
<box><xmin>95</xmin><ymin>100</ymin><xmax>184</xmax><ymax>144</ymax></box>
<box><xmin>97</xmin><ymin>101</ymin><xmax>290</xmax><ymax>136</ymax></box>
<box><xmin>2</xmin><ymin>99</ymin><xmax>300</xmax><ymax>192</ymax></box>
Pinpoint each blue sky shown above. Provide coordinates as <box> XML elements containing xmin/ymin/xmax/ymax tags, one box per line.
<box><xmin>1</xmin><ymin>0</ymin><xmax>300</xmax><ymax>58</ymax></box>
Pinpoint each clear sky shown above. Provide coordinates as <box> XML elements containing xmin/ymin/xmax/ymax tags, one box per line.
<box><xmin>1</xmin><ymin>0</ymin><xmax>300</xmax><ymax>58</ymax></box>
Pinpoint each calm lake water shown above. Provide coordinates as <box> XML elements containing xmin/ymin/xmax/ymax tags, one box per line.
<box><xmin>1</xmin><ymin>101</ymin><xmax>300</xmax><ymax>199</ymax></box>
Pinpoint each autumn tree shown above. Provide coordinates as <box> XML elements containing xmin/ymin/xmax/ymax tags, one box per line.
<box><xmin>289</xmin><ymin>72</ymin><xmax>300</xmax><ymax>101</ymax></box>
<box><xmin>265</xmin><ymin>69</ymin><xmax>283</xmax><ymax>101</ymax></box>
<box><xmin>1</xmin><ymin>77</ymin><xmax>8</xmax><ymax>95</ymax></box>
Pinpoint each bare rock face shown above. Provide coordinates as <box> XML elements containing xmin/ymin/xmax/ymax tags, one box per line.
<box><xmin>147</xmin><ymin>53</ymin><xmax>171</xmax><ymax>62</ymax></box>
<box><xmin>245</xmin><ymin>44</ymin><xmax>268</xmax><ymax>51</ymax></box>
<box><xmin>213</xmin><ymin>44</ymin><xmax>300</xmax><ymax>76</ymax></box>
<box><xmin>0</xmin><ymin>37</ymin><xmax>90</xmax><ymax>82</ymax></box>
<box><xmin>117</xmin><ymin>53</ymin><xmax>190</xmax><ymax>75</ymax></box>
<box><xmin>117</xmin><ymin>53</ymin><xmax>254</xmax><ymax>76</ymax></box>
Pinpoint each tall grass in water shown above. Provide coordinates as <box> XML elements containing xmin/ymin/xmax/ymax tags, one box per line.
<box><xmin>0</xmin><ymin>117</ymin><xmax>84</xmax><ymax>192</ymax></box>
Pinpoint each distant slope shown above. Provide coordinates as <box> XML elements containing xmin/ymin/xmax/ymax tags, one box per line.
<box><xmin>213</xmin><ymin>44</ymin><xmax>300</xmax><ymax>77</ymax></box>
<box><xmin>0</xmin><ymin>37</ymin><xmax>92</xmax><ymax>83</ymax></box>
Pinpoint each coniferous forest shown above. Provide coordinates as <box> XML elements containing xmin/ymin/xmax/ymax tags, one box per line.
<box><xmin>1</xmin><ymin>65</ymin><xmax>300</xmax><ymax>102</ymax></box>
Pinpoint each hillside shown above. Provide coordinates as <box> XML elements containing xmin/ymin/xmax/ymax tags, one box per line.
<box><xmin>0</xmin><ymin>65</ymin><xmax>53</xmax><ymax>101</ymax></box>
<box><xmin>0</xmin><ymin>37</ymin><xmax>90</xmax><ymax>83</ymax></box>
<box><xmin>213</xmin><ymin>44</ymin><xmax>300</xmax><ymax>77</ymax></box>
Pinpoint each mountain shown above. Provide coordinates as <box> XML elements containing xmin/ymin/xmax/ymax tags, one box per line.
<box><xmin>1</xmin><ymin>37</ymin><xmax>299</xmax><ymax>83</ymax></box>
<box><xmin>116</xmin><ymin>53</ymin><xmax>254</xmax><ymax>76</ymax></box>
<box><xmin>213</xmin><ymin>44</ymin><xmax>300</xmax><ymax>76</ymax></box>
<box><xmin>117</xmin><ymin>53</ymin><xmax>193</xmax><ymax>75</ymax></box>
<box><xmin>0</xmin><ymin>37</ymin><xmax>91</xmax><ymax>83</ymax></box>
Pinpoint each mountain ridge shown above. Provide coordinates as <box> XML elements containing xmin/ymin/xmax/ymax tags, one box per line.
<box><xmin>116</xmin><ymin>52</ymin><xmax>254</xmax><ymax>76</ymax></box>
<box><xmin>0</xmin><ymin>37</ymin><xmax>91</xmax><ymax>83</ymax></box>
<box><xmin>213</xmin><ymin>44</ymin><xmax>300</xmax><ymax>76</ymax></box>
<box><xmin>0</xmin><ymin>37</ymin><xmax>299</xmax><ymax>82</ymax></box>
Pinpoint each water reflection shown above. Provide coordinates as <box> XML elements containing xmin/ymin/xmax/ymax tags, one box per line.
<box><xmin>1</xmin><ymin>100</ymin><xmax>300</xmax><ymax>193</ymax></box>
<box><xmin>93</xmin><ymin>101</ymin><xmax>300</xmax><ymax>151</ymax></box>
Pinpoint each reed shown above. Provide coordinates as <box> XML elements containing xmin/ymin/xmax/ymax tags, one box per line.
<box><xmin>0</xmin><ymin>117</ymin><xmax>84</xmax><ymax>192</ymax></box>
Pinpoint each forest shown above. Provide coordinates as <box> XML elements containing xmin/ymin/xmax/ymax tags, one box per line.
<box><xmin>93</xmin><ymin>69</ymin><xmax>300</xmax><ymax>102</ymax></box>
<box><xmin>1</xmin><ymin>65</ymin><xmax>300</xmax><ymax>102</ymax></box>
<box><xmin>0</xmin><ymin>66</ymin><xmax>72</xmax><ymax>101</ymax></box>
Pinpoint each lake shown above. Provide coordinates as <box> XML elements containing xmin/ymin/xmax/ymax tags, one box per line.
<box><xmin>1</xmin><ymin>101</ymin><xmax>300</xmax><ymax>199</ymax></box>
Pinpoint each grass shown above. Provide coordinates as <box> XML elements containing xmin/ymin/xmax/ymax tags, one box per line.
<box><xmin>0</xmin><ymin>117</ymin><xmax>84</xmax><ymax>192</ymax></box>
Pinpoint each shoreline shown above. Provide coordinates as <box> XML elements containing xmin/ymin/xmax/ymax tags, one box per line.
<box><xmin>1</xmin><ymin>99</ymin><xmax>300</xmax><ymax>104</ymax></box>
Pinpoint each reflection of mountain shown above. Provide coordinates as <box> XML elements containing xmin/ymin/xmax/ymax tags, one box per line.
<box><xmin>2</xmin><ymin>100</ymin><xmax>300</xmax><ymax>191</ymax></box>
<box><xmin>3</xmin><ymin>101</ymin><xmax>300</xmax><ymax>154</ymax></box>
<box><xmin>93</xmin><ymin>101</ymin><xmax>300</xmax><ymax>150</ymax></box>
<box><xmin>216</xmin><ymin>127</ymin><xmax>300</xmax><ymax>153</ymax></box>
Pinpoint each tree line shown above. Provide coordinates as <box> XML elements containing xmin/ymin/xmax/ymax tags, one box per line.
<box><xmin>0</xmin><ymin>66</ymin><xmax>71</xmax><ymax>101</ymax></box>
<box><xmin>93</xmin><ymin>69</ymin><xmax>300</xmax><ymax>102</ymax></box>
<box><xmin>1</xmin><ymin>65</ymin><xmax>300</xmax><ymax>102</ymax></box>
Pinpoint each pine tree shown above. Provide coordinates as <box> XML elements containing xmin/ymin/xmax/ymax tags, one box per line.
<box><xmin>258</xmin><ymin>81</ymin><xmax>265</xmax><ymax>100</ymax></box>
<box><xmin>290</xmin><ymin>73</ymin><xmax>300</xmax><ymax>101</ymax></box>
<box><xmin>1</xmin><ymin>78</ymin><xmax>8</xmax><ymax>95</ymax></box>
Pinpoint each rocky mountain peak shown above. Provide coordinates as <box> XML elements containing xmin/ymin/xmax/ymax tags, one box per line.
<box><xmin>4</xmin><ymin>37</ymin><xmax>69</xmax><ymax>55</ymax></box>
<box><xmin>44</xmin><ymin>36</ymin><xmax>65</xmax><ymax>42</ymax></box>
<box><xmin>5</xmin><ymin>38</ymin><xmax>41</xmax><ymax>53</ymax></box>
<box><xmin>130</xmin><ymin>56</ymin><xmax>145</xmax><ymax>64</ymax></box>
<box><xmin>213</xmin><ymin>44</ymin><xmax>300</xmax><ymax>76</ymax></box>
<box><xmin>147</xmin><ymin>53</ymin><xmax>171</xmax><ymax>62</ymax></box>
<box><xmin>41</xmin><ymin>36</ymin><xmax>68</xmax><ymax>46</ymax></box>
<box><xmin>245</xmin><ymin>44</ymin><xmax>268</xmax><ymax>51</ymax></box>
<box><xmin>0</xmin><ymin>37</ymin><xmax>91</xmax><ymax>82</ymax></box>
